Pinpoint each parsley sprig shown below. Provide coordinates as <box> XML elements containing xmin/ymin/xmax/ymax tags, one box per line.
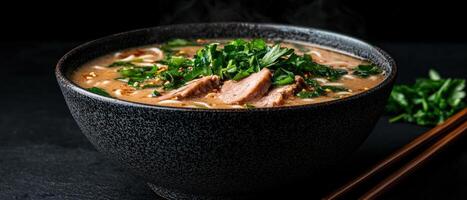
<box><xmin>386</xmin><ymin>69</ymin><xmax>466</xmax><ymax>126</ymax></box>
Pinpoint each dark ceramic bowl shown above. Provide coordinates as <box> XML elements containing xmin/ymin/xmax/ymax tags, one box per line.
<box><xmin>56</xmin><ymin>23</ymin><xmax>396</xmax><ymax>199</ymax></box>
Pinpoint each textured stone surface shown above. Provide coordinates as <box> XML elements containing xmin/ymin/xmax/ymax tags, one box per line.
<box><xmin>0</xmin><ymin>145</ymin><xmax>158</xmax><ymax>200</ymax></box>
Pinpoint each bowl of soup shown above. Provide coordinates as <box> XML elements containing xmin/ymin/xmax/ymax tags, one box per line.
<box><xmin>56</xmin><ymin>23</ymin><xmax>396</xmax><ymax>199</ymax></box>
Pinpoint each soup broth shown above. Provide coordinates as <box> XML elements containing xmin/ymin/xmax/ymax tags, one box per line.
<box><xmin>71</xmin><ymin>39</ymin><xmax>385</xmax><ymax>109</ymax></box>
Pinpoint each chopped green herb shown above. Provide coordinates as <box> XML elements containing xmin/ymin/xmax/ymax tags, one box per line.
<box><xmin>158</xmin><ymin>38</ymin><xmax>349</xmax><ymax>90</ymax></box>
<box><xmin>141</xmin><ymin>83</ymin><xmax>161</xmax><ymax>89</ymax></box>
<box><xmin>107</xmin><ymin>61</ymin><xmax>136</xmax><ymax>67</ymax></box>
<box><xmin>386</xmin><ymin>69</ymin><xmax>466</xmax><ymax>126</ymax></box>
<box><xmin>297</xmin><ymin>78</ymin><xmax>349</xmax><ymax>99</ymax></box>
<box><xmin>297</xmin><ymin>90</ymin><xmax>322</xmax><ymax>98</ymax></box>
<box><xmin>87</xmin><ymin>87</ymin><xmax>111</xmax><ymax>97</ymax></box>
<box><xmin>260</xmin><ymin>44</ymin><xmax>293</xmax><ymax>67</ymax></box>
<box><xmin>322</xmin><ymin>85</ymin><xmax>348</xmax><ymax>92</ymax></box>
<box><xmin>160</xmin><ymin>39</ymin><xmax>199</xmax><ymax>55</ymax></box>
<box><xmin>115</xmin><ymin>66</ymin><xmax>158</xmax><ymax>88</ymax></box>
<box><xmin>282</xmin><ymin>54</ymin><xmax>348</xmax><ymax>81</ymax></box>
<box><xmin>272</xmin><ymin>68</ymin><xmax>295</xmax><ymax>85</ymax></box>
<box><xmin>166</xmin><ymin>39</ymin><xmax>197</xmax><ymax>47</ymax></box>
<box><xmin>157</xmin><ymin>56</ymin><xmax>193</xmax><ymax>90</ymax></box>
<box><xmin>244</xmin><ymin>103</ymin><xmax>256</xmax><ymax>109</ymax></box>
<box><xmin>429</xmin><ymin>69</ymin><xmax>441</xmax><ymax>80</ymax></box>
<box><xmin>353</xmin><ymin>64</ymin><xmax>382</xmax><ymax>77</ymax></box>
<box><xmin>152</xmin><ymin>90</ymin><xmax>161</xmax><ymax>97</ymax></box>
<box><xmin>114</xmin><ymin>39</ymin><xmax>359</xmax><ymax>93</ymax></box>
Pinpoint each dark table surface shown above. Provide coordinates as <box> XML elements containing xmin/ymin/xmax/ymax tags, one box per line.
<box><xmin>1</xmin><ymin>41</ymin><xmax>466</xmax><ymax>200</ymax></box>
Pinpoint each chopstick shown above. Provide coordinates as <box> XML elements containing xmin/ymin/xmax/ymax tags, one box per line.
<box><xmin>361</xmin><ymin>120</ymin><xmax>467</xmax><ymax>199</ymax></box>
<box><xmin>324</xmin><ymin>108</ymin><xmax>467</xmax><ymax>200</ymax></box>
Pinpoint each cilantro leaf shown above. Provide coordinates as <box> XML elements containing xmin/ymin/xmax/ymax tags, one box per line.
<box><xmin>386</xmin><ymin>69</ymin><xmax>466</xmax><ymax>126</ymax></box>
<box><xmin>260</xmin><ymin>44</ymin><xmax>293</xmax><ymax>67</ymax></box>
<box><xmin>272</xmin><ymin>68</ymin><xmax>295</xmax><ymax>85</ymax></box>
<box><xmin>353</xmin><ymin>64</ymin><xmax>382</xmax><ymax>77</ymax></box>
<box><xmin>160</xmin><ymin>39</ymin><xmax>199</xmax><ymax>55</ymax></box>
<box><xmin>87</xmin><ymin>87</ymin><xmax>111</xmax><ymax>97</ymax></box>
<box><xmin>107</xmin><ymin>61</ymin><xmax>136</xmax><ymax>67</ymax></box>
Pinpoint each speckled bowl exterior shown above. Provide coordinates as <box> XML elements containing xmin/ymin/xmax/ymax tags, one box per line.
<box><xmin>56</xmin><ymin>23</ymin><xmax>397</xmax><ymax>199</ymax></box>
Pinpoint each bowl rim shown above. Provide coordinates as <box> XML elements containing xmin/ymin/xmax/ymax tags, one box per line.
<box><xmin>55</xmin><ymin>22</ymin><xmax>397</xmax><ymax>113</ymax></box>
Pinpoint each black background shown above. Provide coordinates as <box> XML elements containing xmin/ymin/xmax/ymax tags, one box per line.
<box><xmin>2</xmin><ymin>0</ymin><xmax>466</xmax><ymax>42</ymax></box>
<box><xmin>1</xmin><ymin>1</ymin><xmax>467</xmax><ymax>199</ymax></box>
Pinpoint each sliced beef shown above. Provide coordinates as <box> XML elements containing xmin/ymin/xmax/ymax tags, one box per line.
<box><xmin>157</xmin><ymin>75</ymin><xmax>220</xmax><ymax>101</ymax></box>
<box><xmin>251</xmin><ymin>76</ymin><xmax>305</xmax><ymax>107</ymax></box>
<box><xmin>219</xmin><ymin>68</ymin><xmax>273</xmax><ymax>104</ymax></box>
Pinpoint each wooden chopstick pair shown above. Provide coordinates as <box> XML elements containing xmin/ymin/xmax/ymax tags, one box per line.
<box><xmin>324</xmin><ymin>108</ymin><xmax>467</xmax><ymax>200</ymax></box>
